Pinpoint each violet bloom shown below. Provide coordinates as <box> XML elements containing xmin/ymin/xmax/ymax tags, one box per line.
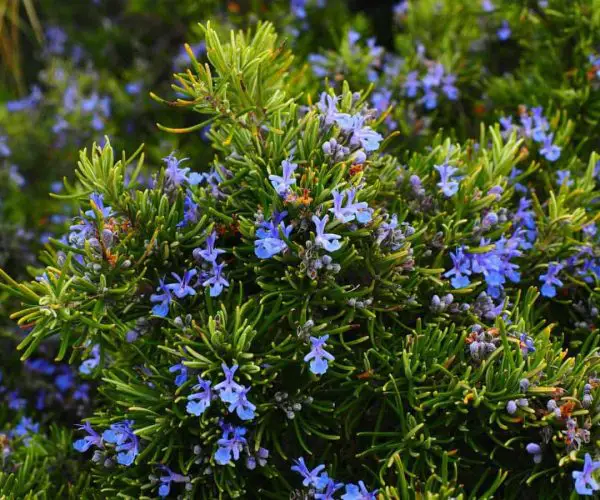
<box><xmin>73</xmin><ymin>422</ymin><xmax>103</xmax><ymax>452</ymax></box>
<box><xmin>556</xmin><ymin>170</ymin><xmax>573</xmax><ymax>187</ymax></box>
<box><xmin>186</xmin><ymin>377</ymin><xmax>212</xmax><ymax>416</ymax></box>
<box><xmin>497</xmin><ymin>20</ymin><xmax>511</xmax><ymax>41</ymax></box>
<box><xmin>317</xmin><ymin>92</ymin><xmax>340</xmax><ymax>126</ymax></box>
<box><xmin>526</xmin><ymin>442</ymin><xmax>542</xmax><ymax>464</ymax></box>
<box><xmin>404</xmin><ymin>71</ymin><xmax>420</xmax><ymax>98</ymax></box>
<box><xmin>315</xmin><ymin>479</ymin><xmax>345</xmax><ymax>500</ymax></box>
<box><xmin>539</xmin><ymin>262</ymin><xmax>563</xmax><ymax>298</ymax></box>
<box><xmin>269</xmin><ymin>158</ymin><xmax>298</xmax><ymax>196</ymax></box>
<box><xmin>442</xmin><ymin>74</ymin><xmax>459</xmax><ymax>101</ymax></box>
<box><xmin>255</xmin><ymin>212</ymin><xmax>293</xmax><ymax>259</ymax></box>
<box><xmin>163</xmin><ymin>152</ymin><xmax>190</xmax><ymax>189</ymax></box>
<box><xmin>334</xmin><ymin>113</ymin><xmax>383</xmax><ymax>152</ymax></box>
<box><xmin>79</xmin><ymin>344</ymin><xmax>101</xmax><ymax>375</ymax></box>
<box><xmin>193</xmin><ymin>231</ymin><xmax>225</xmax><ymax>263</ymax></box>
<box><xmin>202</xmin><ymin>262</ymin><xmax>229</xmax><ymax>297</ymax></box>
<box><xmin>341</xmin><ymin>481</ymin><xmax>379</xmax><ymax>500</ymax></box>
<box><xmin>445</xmin><ymin>246</ymin><xmax>472</xmax><ymax>288</ymax></box>
<box><xmin>150</xmin><ymin>278</ymin><xmax>173</xmax><ymax>317</ymax></box>
<box><xmin>420</xmin><ymin>86</ymin><xmax>438</xmax><ymax>110</ymax></box>
<box><xmin>227</xmin><ymin>386</ymin><xmax>256</xmax><ymax>421</ymax></box>
<box><xmin>213</xmin><ymin>363</ymin><xmax>244</xmax><ymax>403</ymax></box>
<box><xmin>169</xmin><ymin>363</ymin><xmax>188</xmax><ymax>387</ymax></box>
<box><xmin>573</xmin><ymin>453</ymin><xmax>600</xmax><ymax>496</ymax></box>
<box><xmin>304</xmin><ymin>335</ymin><xmax>335</xmax><ymax>375</ymax></box>
<box><xmin>102</xmin><ymin>420</ymin><xmax>139</xmax><ymax>466</ymax></box>
<box><xmin>158</xmin><ymin>466</ymin><xmax>190</xmax><ymax>497</ymax></box>
<box><xmin>291</xmin><ymin>457</ymin><xmax>327</xmax><ymax>487</ymax></box>
<box><xmin>434</xmin><ymin>163</ymin><xmax>460</xmax><ymax>197</ymax></box>
<box><xmin>0</xmin><ymin>136</ymin><xmax>10</xmax><ymax>157</ymax></box>
<box><xmin>214</xmin><ymin>425</ymin><xmax>247</xmax><ymax>465</ymax></box>
<box><xmin>166</xmin><ymin>269</ymin><xmax>197</xmax><ymax>299</ymax></box>
<box><xmin>540</xmin><ymin>133</ymin><xmax>561</xmax><ymax>162</ymax></box>
<box><xmin>178</xmin><ymin>193</ymin><xmax>200</xmax><ymax>227</ymax></box>
<box><xmin>313</xmin><ymin>215</ymin><xmax>342</xmax><ymax>252</ymax></box>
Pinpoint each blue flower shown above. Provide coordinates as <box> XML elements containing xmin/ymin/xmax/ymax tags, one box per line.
<box><xmin>7</xmin><ymin>390</ymin><xmax>26</xmax><ymax>410</ymax></box>
<box><xmin>202</xmin><ymin>261</ymin><xmax>229</xmax><ymax>297</ymax></box>
<box><xmin>317</xmin><ymin>92</ymin><xmax>341</xmax><ymax>126</ymax></box>
<box><xmin>404</xmin><ymin>71</ymin><xmax>420</xmax><ymax>98</ymax></box>
<box><xmin>291</xmin><ymin>457</ymin><xmax>327</xmax><ymax>487</ymax></box>
<box><xmin>330</xmin><ymin>189</ymin><xmax>372</xmax><ymax>224</ymax></box>
<box><xmin>73</xmin><ymin>422</ymin><xmax>103</xmax><ymax>453</ymax></box>
<box><xmin>445</xmin><ymin>246</ymin><xmax>471</xmax><ymax>288</ymax></box>
<box><xmin>269</xmin><ymin>158</ymin><xmax>298</xmax><ymax>197</ymax></box>
<box><xmin>420</xmin><ymin>86</ymin><xmax>438</xmax><ymax>110</ymax></box>
<box><xmin>213</xmin><ymin>363</ymin><xmax>244</xmax><ymax>403</ymax></box>
<box><xmin>169</xmin><ymin>364</ymin><xmax>188</xmax><ymax>387</ymax></box>
<box><xmin>313</xmin><ymin>215</ymin><xmax>342</xmax><ymax>253</ymax></box>
<box><xmin>434</xmin><ymin>163</ymin><xmax>460</xmax><ymax>197</ymax></box>
<box><xmin>341</xmin><ymin>481</ymin><xmax>379</xmax><ymax>500</ymax></box>
<box><xmin>163</xmin><ymin>152</ymin><xmax>190</xmax><ymax>189</ymax></box>
<box><xmin>540</xmin><ymin>133</ymin><xmax>561</xmax><ymax>162</ymax></box>
<box><xmin>334</xmin><ymin>113</ymin><xmax>383</xmax><ymax>152</ymax></box>
<box><xmin>441</xmin><ymin>74</ymin><xmax>459</xmax><ymax>101</ymax></box>
<box><xmin>178</xmin><ymin>193</ymin><xmax>200</xmax><ymax>227</ymax></box>
<box><xmin>573</xmin><ymin>454</ymin><xmax>600</xmax><ymax>496</ymax></box>
<box><xmin>227</xmin><ymin>386</ymin><xmax>257</xmax><ymax>421</ymax></box>
<box><xmin>304</xmin><ymin>335</ymin><xmax>335</xmax><ymax>375</ymax></box>
<box><xmin>151</xmin><ymin>278</ymin><xmax>173</xmax><ymax>317</ymax></box>
<box><xmin>157</xmin><ymin>466</ymin><xmax>190</xmax><ymax>497</ymax></box>
<box><xmin>186</xmin><ymin>377</ymin><xmax>213</xmax><ymax>416</ymax></box>
<box><xmin>79</xmin><ymin>344</ymin><xmax>101</xmax><ymax>375</ymax></box>
<box><xmin>12</xmin><ymin>417</ymin><xmax>39</xmax><ymax>446</ymax></box>
<box><xmin>102</xmin><ymin>420</ymin><xmax>139</xmax><ymax>466</ymax></box>
<box><xmin>315</xmin><ymin>478</ymin><xmax>345</xmax><ymax>499</ymax></box>
<box><xmin>497</xmin><ymin>20</ymin><xmax>511</xmax><ymax>41</ymax></box>
<box><xmin>539</xmin><ymin>262</ymin><xmax>563</xmax><ymax>298</ymax></box>
<box><xmin>0</xmin><ymin>135</ymin><xmax>11</xmax><ymax>157</ymax></box>
<box><xmin>166</xmin><ymin>269</ymin><xmax>197</xmax><ymax>299</ymax></box>
<box><xmin>6</xmin><ymin>85</ymin><xmax>42</xmax><ymax>112</ymax></box>
<box><xmin>193</xmin><ymin>231</ymin><xmax>225</xmax><ymax>263</ymax></box>
<box><xmin>519</xmin><ymin>333</ymin><xmax>536</xmax><ymax>357</ymax></box>
<box><xmin>214</xmin><ymin>425</ymin><xmax>247</xmax><ymax>465</ymax></box>
<box><xmin>526</xmin><ymin>442</ymin><xmax>542</xmax><ymax>464</ymax></box>
<box><xmin>255</xmin><ymin>212</ymin><xmax>293</xmax><ymax>259</ymax></box>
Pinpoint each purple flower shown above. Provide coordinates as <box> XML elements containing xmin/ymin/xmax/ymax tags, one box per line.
<box><xmin>330</xmin><ymin>189</ymin><xmax>372</xmax><ymax>224</ymax></box>
<box><xmin>227</xmin><ymin>386</ymin><xmax>257</xmax><ymax>421</ymax></box>
<box><xmin>404</xmin><ymin>71</ymin><xmax>420</xmax><ymax>98</ymax></box>
<box><xmin>73</xmin><ymin>422</ymin><xmax>103</xmax><ymax>452</ymax></box>
<box><xmin>0</xmin><ymin>135</ymin><xmax>10</xmax><ymax>157</ymax></box>
<box><xmin>151</xmin><ymin>278</ymin><xmax>173</xmax><ymax>317</ymax></box>
<box><xmin>213</xmin><ymin>363</ymin><xmax>244</xmax><ymax>403</ymax></box>
<box><xmin>102</xmin><ymin>420</ymin><xmax>139</xmax><ymax>466</ymax></box>
<box><xmin>178</xmin><ymin>193</ymin><xmax>200</xmax><ymax>227</ymax></box>
<box><xmin>441</xmin><ymin>74</ymin><xmax>459</xmax><ymax>101</ymax></box>
<box><xmin>255</xmin><ymin>212</ymin><xmax>293</xmax><ymax>259</ymax></box>
<box><xmin>420</xmin><ymin>87</ymin><xmax>438</xmax><ymax>110</ymax></box>
<box><xmin>539</xmin><ymin>262</ymin><xmax>563</xmax><ymax>298</ymax></box>
<box><xmin>7</xmin><ymin>390</ymin><xmax>26</xmax><ymax>410</ymax></box>
<box><xmin>481</xmin><ymin>0</ymin><xmax>495</xmax><ymax>12</ymax></box>
<box><xmin>313</xmin><ymin>215</ymin><xmax>342</xmax><ymax>252</ymax></box>
<box><xmin>540</xmin><ymin>133</ymin><xmax>561</xmax><ymax>162</ymax></box>
<box><xmin>166</xmin><ymin>269</ymin><xmax>197</xmax><ymax>299</ymax></box>
<box><xmin>157</xmin><ymin>466</ymin><xmax>190</xmax><ymax>497</ymax></box>
<box><xmin>186</xmin><ymin>377</ymin><xmax>212</xmax><ymax>416</ymax></box>
<box><xmin>79</xmin><ymin>344</ymin><xmax>101</xmax><ymax>375</ymax></box>
<box><xmin>291</xmin><ymin>457</ymin><xmax>327</xmax><ymax>487</ymax></box>
<box><xmin>341</xmin><ymin>481</ymin><xmax>379</xmax><ymax>500</ymax></box>
<box><xmin>318</xmin><ymin>92</ymin><xmax>340</xmax><ymax>126</ymax></box>
<box><xmin>193</xmin><ymin>231</ymin><xmax>225</xmax><ymax>263</ymax></box>
<box><xmin>315</xmin><ymin>479</ymin><xmax>345</xmax><ymax>500</ymax></box>
<box><xmin>304</xmin><ymin>335</ymin><xmax>335</xmax><ymax>375</ymax></box>
<box><xmin>445</xmin><ymin>246</ymin><xmax>471</xmax><ymax>288</ymax></box>
<box><xmin>6</xmin><ymin>85</ymin><xmax>42</xmax><ymax>112</ymax></box>
<box><xmin>572</xmin><ymin>454</ymin><xmax>600</xmax><ymax>496</ymax></box>
<box><xmin>334</xmin><ymin>114</ymin><xmax>383</xmax><ymax>152</ymax></box>
<box><xmin>506</xmin><ymin>400</ymin><xmax>517</xmax><ymax>415</ymax></box>
<box><xmin>434</xmin><ymin>163</ymin><xmax>460</xmax><ymax>197</ymax></box>
<box><xmin>163</xmin><ymin>152</ymin><xmax>190</xmax><ymax>189</ymax></box>
<box><xmin>202</xmin><ymin>262</ymin><xmax>229</xmax><ymax>297</ymax></box>
<box><xmin>526</xmin><ymin>442</ymin><xmax>542</xmax><ymax>464</ymax></box>
<box><xmin>214</xmin><ymin>425</ymin><xmax>247</xmax><ymax>465</ymax></box>
<box><xmin>497</xmin><ymin>20</ymin><xmax>511</xmax><ymax>41</ymax></box>
<box><xmin>169</xmin><ymin>364</ymin><xmax>188</xmax><ymax>387</ymax></box>
<box><xmin>270</xmin><ymin>158</ymin><xmax>298</xmax><ymax>196</ymax></box>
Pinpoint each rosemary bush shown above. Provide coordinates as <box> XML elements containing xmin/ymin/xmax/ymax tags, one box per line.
<box><xmin>3</xmin><ymin>1</ymin><xmax>600</xmax><ymax>499</ymax></box>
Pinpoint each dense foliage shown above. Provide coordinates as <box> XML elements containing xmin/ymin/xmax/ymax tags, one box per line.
<box><xmin>3</xmin><ymin>1</ymin><xmax>600</xmax><ymax>498</ymax></box>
